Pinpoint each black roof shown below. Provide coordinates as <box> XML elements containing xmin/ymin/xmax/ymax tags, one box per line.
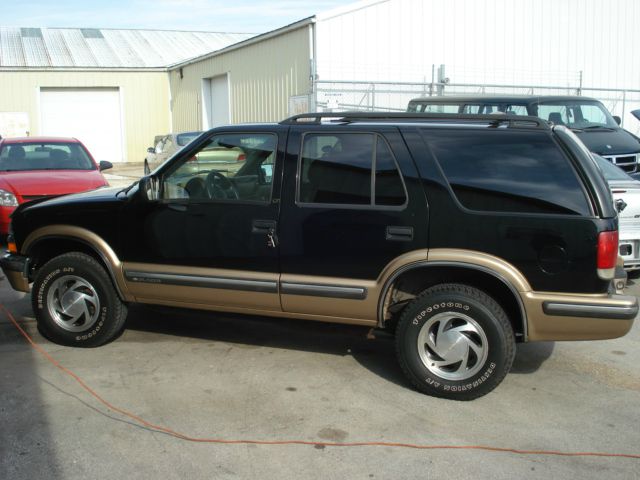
<box><xmin>408</xmin><ymin>95</ymin><xmax>602</xmax><ymax>105</ymax></box>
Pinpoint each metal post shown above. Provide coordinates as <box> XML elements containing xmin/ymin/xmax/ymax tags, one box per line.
<box><xmin>371</xmin><ymin>84</ymin><xmax>376</xmax><ymax>111</ymax></box>
<box><xmin>622</xmin><ymin>90</ymin><xmax>627</xmax><ymax>127</ymax></box>
<box><xmin>577</xmin><ymin>70</ymin><xmax>583</xmax><ymax>96</ymax></box>
<box><xmin>430</xmin><ymin>64</ymin><xmax>435</xmax><ymax>96</ymax></box>
<box><xmin>437</xmin><ymin>64</ymin><xmax>446</xmax><ymax>96</ymax></box>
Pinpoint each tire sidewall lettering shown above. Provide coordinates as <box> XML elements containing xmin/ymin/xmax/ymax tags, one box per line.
<box><xmin>36</xmin><ymin>263</ymin><xmax>108</xmax><ymax>343</ymax></box>
<box><xmin>406</xmin><ymin>297</ymin><xmax>499</xmax><ymax>394</ymax></box>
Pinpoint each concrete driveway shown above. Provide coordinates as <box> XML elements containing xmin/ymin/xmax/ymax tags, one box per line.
<box><xmin>1</xmin><ymin>271</ymin><xmax>639</xmax><ymax>479</ymax></box>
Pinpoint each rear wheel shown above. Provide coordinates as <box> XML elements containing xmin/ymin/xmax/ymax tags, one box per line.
<box><xmin>32</xmin><ymin>252</ymin><xmax>127</xmax><ymax>347</ymax></box>
<box><xmin>395</xmin><ymin>283</ymin><xmax>515</xmax><ymax>400</ymax></box>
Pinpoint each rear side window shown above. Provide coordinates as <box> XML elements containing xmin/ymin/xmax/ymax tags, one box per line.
<box><xmin>425</xmin><ymin>130</ymin><xmax>591</xmax><ymax>216</ymax></box>
<box><xmin>298</xmin><ymin>133</ymin><xmax>407</xmax><ymax>207</ymax></box>
<box><xmin>410</xmin><ymin>103</ymin><xmax>461</xmax><ymax>113</ymax></box>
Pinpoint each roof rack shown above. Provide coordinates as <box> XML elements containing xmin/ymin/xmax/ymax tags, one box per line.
<box><xmin>279</xmin><ymin>111</ymin><xmax>548</xmax><ymax>129</ymax></box>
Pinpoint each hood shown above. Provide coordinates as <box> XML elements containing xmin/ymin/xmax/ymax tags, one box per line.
<box><xmin>574</xmin><ymin>128</ymin><xmax>640</xmax><ymax>155</ymax></box>
<box><xmin>0</xmin><ymin>169</ymin><xmax>108</xmax><ymax>199</ymax></box>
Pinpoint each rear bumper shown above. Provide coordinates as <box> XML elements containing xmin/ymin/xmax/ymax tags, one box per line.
<box><xmin>0</xmin><ymin>253</ymin><xmax>30</xmax><ymax>292</ymax></box>
<box><xmin>525</xmin><ymin>291</ymin><xmax>637</xmax><ymax>341</ymax></box>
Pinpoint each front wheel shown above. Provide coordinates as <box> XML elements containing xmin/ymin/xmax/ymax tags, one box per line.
<box><xmin>32</xmin><ymin>252</ymin><xmax>128</xmax><ymax>347</ymax></box>
<box><xmin>395</xmin><ymin>283</ymin><xmax>515</xmax><ymax>400</ymax></box>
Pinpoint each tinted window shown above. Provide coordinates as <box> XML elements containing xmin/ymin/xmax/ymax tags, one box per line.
<box><xmin>299</xmin><ymin>133</ymin><xmax>407</xmax><ymax>207</ymax></box>
<box><xmin>0</xmin><ymin>142</ymin><xmax>95</xmax><ymax>171</ymax></box>
<box><xmin>300</xmin><ymin>133</ymin><xmax>373</xmax><ymax>205</ymax></box>
<box><xmin>426</xmin><ymin>130</ymin><xmax>590</xmax><ymax>215</ymax></box>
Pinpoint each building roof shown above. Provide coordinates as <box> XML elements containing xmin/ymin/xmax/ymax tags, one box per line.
<box><xmin>0</xmin><ymin>27</ymin><xmax>254</xmax><ymax>69</ymax></box>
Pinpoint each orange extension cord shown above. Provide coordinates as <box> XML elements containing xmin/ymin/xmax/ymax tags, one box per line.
<box><xmin>2</xmin><ymin>303</ymin><xmax>639</xmax><ymax>460</ymax></box>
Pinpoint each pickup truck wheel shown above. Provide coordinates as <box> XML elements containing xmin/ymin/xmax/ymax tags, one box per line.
<box><xmin>395</xmin><ymin>283</ymin><xmax>515</xmax><ymax>400</ymax></box>
<box><xmin>32</xmin><ymin>252</ymin><xmax>127</xmax><ymax>347</ymax></box>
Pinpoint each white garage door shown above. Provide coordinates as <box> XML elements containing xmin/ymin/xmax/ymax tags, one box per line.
<box><xmin>40</xmin><ymin>88</ymin><xmax>124</xmax><ymax>162</ymax></box>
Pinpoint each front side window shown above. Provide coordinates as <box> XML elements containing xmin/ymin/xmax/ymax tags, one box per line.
<box><xmin>298</xmin><ymin>133</ymin><xmax>406</xmax><ymax>207</ymax></box>
<box><xmin>425</xmin><ymin>129</ymin><xmax>591</xmax><ymax>216</ymax></box>
<box><xmin>535</xmin><ymin>101</ymin><xmax>617</xmax><ymax>128</ymax></box>
<box><xmin>0</xmin><ymin>142</ymin><xmax>95</xmax><ymax>171</ymax></box>
<box><xmin>162</xmin><ymin>133</ymin><xmax>277</xmax><ymax>203</ymax></box>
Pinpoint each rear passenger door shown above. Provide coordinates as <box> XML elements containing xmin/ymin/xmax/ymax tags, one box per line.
<box><xmin>278</xmin><ymin>126</ymin><xmax>427</xmax><ymax>321</ymax></box>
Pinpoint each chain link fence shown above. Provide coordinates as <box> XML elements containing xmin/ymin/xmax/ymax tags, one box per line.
<box><xmin>314</xmin><ymin>80</ymin><xmax>640</xmax><ymax>134</ymax></box>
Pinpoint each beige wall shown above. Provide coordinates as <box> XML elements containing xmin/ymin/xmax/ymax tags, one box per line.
<box><xmin>0</xmin><ymin>70</ymin><xmax>170</xmax><ymax>162</ymax></box>
<box><xmin>169</xmin><ymin>25</ymin><xmax>311</xmax><ymax>132</ymax></box>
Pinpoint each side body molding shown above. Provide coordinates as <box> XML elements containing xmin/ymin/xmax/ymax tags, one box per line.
<box><xmin>22</xmin><ymin>225</ymin><xmax>132</xmax><ymax>301</ymax></box>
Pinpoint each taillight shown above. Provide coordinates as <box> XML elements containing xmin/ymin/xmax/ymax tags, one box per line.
<box><xmin>237</xmin><ymin>153</ymin><xmax>246</xmax><ymax>162</ymax></box>
<box><xmin>597</xmin><ymin>230</ymin><xmax>619</xmax><ymax>279</ymax></box>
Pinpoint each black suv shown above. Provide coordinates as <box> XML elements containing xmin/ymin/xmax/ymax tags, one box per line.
<box><xmin>2</xmin><ymin>113</ymin><xmax>637</xmax><ymax>400</ymax></box>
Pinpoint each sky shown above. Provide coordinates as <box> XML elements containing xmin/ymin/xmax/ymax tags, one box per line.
<box><xmin>0</xmin><ymin>0</ymin><xmax>348</xmax><ymax>33</ymax></box>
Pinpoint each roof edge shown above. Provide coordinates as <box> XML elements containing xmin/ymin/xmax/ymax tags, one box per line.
<box><xmin>168</xmin><ymin>16</ymin><xmax>316</xmax><ymax>70</ymax></box>
<box><xmin>0</xmin><ymin>66</ymin><xmax>168</xmax><ymax>73</ymax></box>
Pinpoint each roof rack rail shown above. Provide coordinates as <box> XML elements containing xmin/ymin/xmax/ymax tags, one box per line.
<box><xmin>279</xmin><ymin>111</ymin><xmax>548</xmax><ymax>129</ymax></box>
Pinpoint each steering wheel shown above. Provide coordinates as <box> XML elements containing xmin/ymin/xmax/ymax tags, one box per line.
<box><xmin>205</xmin><ymin>171</ymin><xmax>239</xmax><ymax>200</ymax></box>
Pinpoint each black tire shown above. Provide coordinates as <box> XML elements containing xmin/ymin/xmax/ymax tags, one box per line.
<box><xmin>395</xmin><ymin>283</ymin><xmax>515</xmax><ymax>400</ymax></box>
<box><xmin>32</xmin><ymin>252</ymin><xmax>128</xmax><ymax>347</ymax></box>
<box><xmin>144</xmin><ymin>160</ymin><xmax>150</xmax><ymax>175</ymax></box>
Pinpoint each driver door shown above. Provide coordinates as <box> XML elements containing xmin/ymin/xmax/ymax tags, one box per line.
<box><xmin>121</xmin><ymin>130</ymin><xmax>284</xmax><ymax>312</ymax></box>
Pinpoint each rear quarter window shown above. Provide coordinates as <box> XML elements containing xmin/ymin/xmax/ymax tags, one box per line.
<box><xmin>423</xmin><ymin>129</ymin><xmax>591</xmax><ymax>216</ymax></box>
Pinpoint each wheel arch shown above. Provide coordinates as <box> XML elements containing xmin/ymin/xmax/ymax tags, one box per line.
<box><xmin>378</xmin><ymin>261</ymin><xmax>529</xmax><ymax>341</ymax></box>
<box><xmin>22</xmin><ymin>226</ymin><xmax>131</xmax><ymax>301</ymax></box>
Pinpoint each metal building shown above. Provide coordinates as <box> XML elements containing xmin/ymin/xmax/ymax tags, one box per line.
<box><xmin>169</xmin><ymin>0</ymin><xmax>640</xmax><ymax>133</ymax></box>
<box><xmin>0</xmin><ymin>27</ymin><xmax>252</xmax><ymax>162</ymax></box>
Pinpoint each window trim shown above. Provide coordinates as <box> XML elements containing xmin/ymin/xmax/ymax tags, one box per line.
<box><xmin>295</xmin><ymin>131</ymin><xmax>409</xmax><ymax>211</ymax></box>
<box><xmin>159</xmin><ymin>131</ymin><xmax>278</xmax><ymax>205</ymax></box>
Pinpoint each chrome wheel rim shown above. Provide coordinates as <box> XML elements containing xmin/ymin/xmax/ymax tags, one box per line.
<box><xmin>417</xmin><ymin>311</ymin><xmax>488</xmax><ymax>381</ymax></box>
<box><xmin>47</xmin><ymin>275</ymin><xmax>100</xmax><ymax>332</ymax></box>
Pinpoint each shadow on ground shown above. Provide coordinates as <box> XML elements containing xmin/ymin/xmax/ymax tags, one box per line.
<box><xmin>125</xmin><ymin>305</ymin><xmax>551</xmax><ymax>390</ymax></box>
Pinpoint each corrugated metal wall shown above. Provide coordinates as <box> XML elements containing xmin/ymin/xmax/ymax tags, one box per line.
<box><xmin>0</xmin><ymin>70</ymin><xmax>170</xmax><ymax>162</ymax></box>
<box><xmin>169</xmin><ymin>25</ymin><xmax>311</xmax><ymax>131</ymax></box>
<box><xmin>315</xmin><ymin>0</ymin><xmax>639</xmax><ymax>89</ymax></box>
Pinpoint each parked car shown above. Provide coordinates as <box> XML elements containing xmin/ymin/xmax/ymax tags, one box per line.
<box><xmin>593</xmin><ymin>154</ymin><xmax>640</xmax><ymax>270</ymax></box>
<box><xmin>408</xmin><ymin>95</ymin><xmax>640</xmax><ymax>172</ymax></box>
<box><xmin>0</xmin><ymin>137</ymin><xmax>111</xmax><ymax>235</ymax></box>
<box><xmin>1</xmin><ymin>112</ymin><xmax>636</xmax><ymax>400</ymax></box>
<box><xmin>145</xmin><ymin>132</ymin><xmax>201</xmax><ymax>174</ymax></box>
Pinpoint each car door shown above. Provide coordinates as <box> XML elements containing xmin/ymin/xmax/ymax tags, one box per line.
<box><xmin>277</xmin><ymin>125</ymin><xmax>427</xmax><ymax>322</ymax></box>
<box><xmin>121</xmin><ymin>128</ymin><xmax>285</xmax><ymax>312</ymax></box>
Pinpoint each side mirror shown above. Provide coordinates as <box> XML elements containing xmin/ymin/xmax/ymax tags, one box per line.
<box><xmin>147</xmin><ymin>147</ymin><xmax>156</xmax><ymax>153</ymax></box>
<box><xmin>99</xmin><ymin>160</ymin><xmax>113</xmax><ymax>171</ymax></box>
<box><xmin>613</xmin><ymin>115</ymin><xmax>622</xmax><ymax>125</ymax></box>
<box><xmin>139</xmin><ymin>175</ymin><xmax>159</xmax><ymax>201</ymax></box>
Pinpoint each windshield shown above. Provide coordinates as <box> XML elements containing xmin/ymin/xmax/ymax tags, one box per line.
<box><xmin>0</xmin><ymin>142</ymin><xmax>96</xmax><ymax>172</ymax></box>
<box><xmin>176</xmin><ymin>131</ymin><xmax>202</xmax><ymax>146</ymax></box>
<box><xmin>593</xmin><ymin>154</ymin><xmax>634</xmax><ymax>181</ymax></box>
<box><xmin>535</xmin><ymin>100</ymin><xmax>618</xmax><ymax>129</ymax></box>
